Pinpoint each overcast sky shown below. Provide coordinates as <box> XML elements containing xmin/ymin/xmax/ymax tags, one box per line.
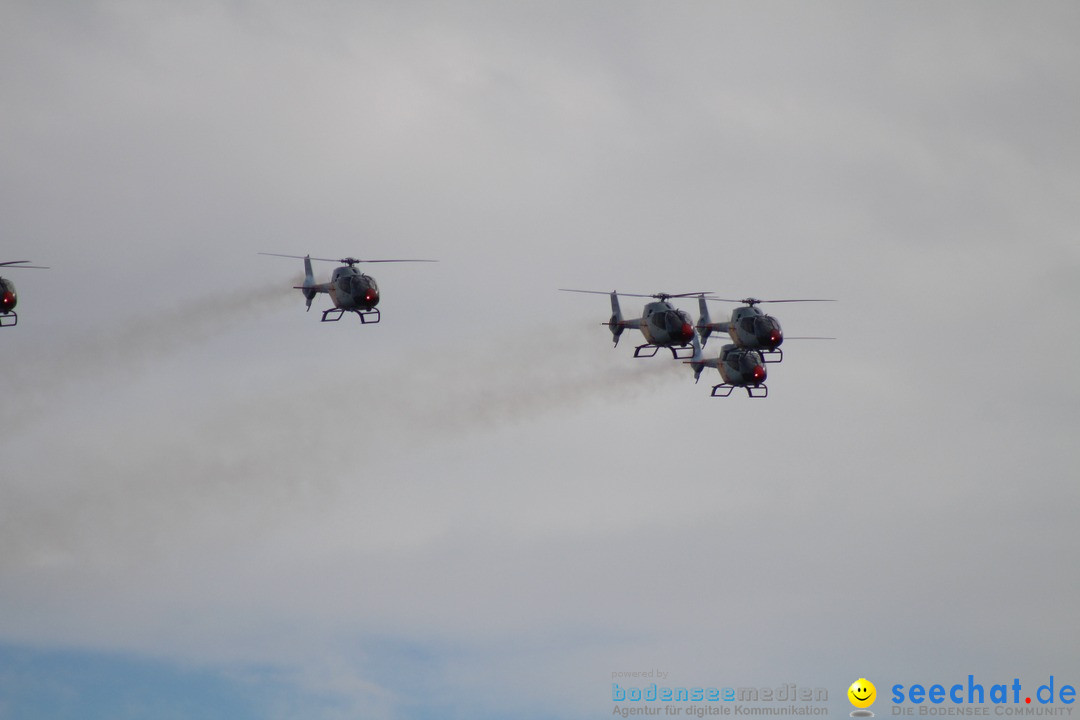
<box><xmin>2</xmin><ymin>2</ymin><xmax>1079</xmax><ymax>719</ymax></box>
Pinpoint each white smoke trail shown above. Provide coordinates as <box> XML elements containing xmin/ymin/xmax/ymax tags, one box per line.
<box><xmin>0</xmin><ymin>321</ymin><xmax>695</xmax><ymax>571</ymax></box>
<box><xmin>0</xmin><ymin>279</ymin><xmax>300</xmax><ymax>431</ymax></box>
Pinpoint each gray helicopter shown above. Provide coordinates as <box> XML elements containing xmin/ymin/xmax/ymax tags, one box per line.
<box><xmin>261</xmin><ymin>253</ymin><xmax>435</xmax><ymax>323</ymax></box>
<box><xmin>560</xmin><ymin>289</ymin><xmax>703</xmax><ymax>358</ymax></box>
<box><xmin>687</xmin><ymin>332</ymin><xmax>769</xmax><ymax>398</ymax></box>
<box><xmin>0</xmin><ymin>261</ymin><xmax>49</xmax><ymax>327</ymax></box>
<box><xmin>695</xmin><ymin>295</ymin><xmax>834</xmax><ymax>362</ymax></box>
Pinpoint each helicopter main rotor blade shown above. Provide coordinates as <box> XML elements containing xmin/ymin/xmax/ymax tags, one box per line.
<box><xmin>707</xmin><ymin>297</ymin><xmax>836</xmax><ymax>304</ymax></box>
<box><xmin>259</xmin><ymin>252</ymin><xmax>315</xmax><ymax>261</ymax></box>
<box><xmin>753</xmin><ymin>299</ymin><xmax>836</xmax><ymax>304</ymax></box>
<box><xmin>260</xmin><ymin>253</ymin><xmax>436</xmax><ymax>264</ymax></box>
<box><xmin>559</xmin><ymin>289</ymin><xmax>710</xmax><ymax>299</ymax></box>
<box><xmin>0</xmin><ymin>260</ymin><xmax>49</xmax><ymax>269</ymax></box>
<box><xmin>260</xmin><ymin>253</ymin><xmax>365</xmax><ymax>263</ymax></box>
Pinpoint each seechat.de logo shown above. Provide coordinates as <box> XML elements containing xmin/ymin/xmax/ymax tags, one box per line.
<box><xmin>849</xmin><ymin>678</ymin><xmax>877</xmax><ymax>717</ymax></box>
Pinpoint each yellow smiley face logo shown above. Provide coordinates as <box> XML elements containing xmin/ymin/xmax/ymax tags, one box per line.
<box><xmin>848</xmin><ymin>678</ymin><xmax>876</xmax><ymax>708</ymax></box>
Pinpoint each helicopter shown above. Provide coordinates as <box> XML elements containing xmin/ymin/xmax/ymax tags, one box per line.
<box><xmin>695</xmin><ymin>295</ymin><xmax>834</xmax><ymax>362</ymax></box>
<box><xmin>559</xmin><ymin>289</ymin><xmax>703</xmax><ymax>359</ymax></box>
<box><xmin>0</xmin><ymin>261</ymin><xmax>49</xmax><ymax>327</ymax></box>
<box><xmin>260</xmin><ymin>253</ymin><xmax>435</xmax><ymax>323</ymax></box>
<box><xmin>687</xmin><ymin>332</ymin><xmax>769</xmax><ymax>398</ymax></box>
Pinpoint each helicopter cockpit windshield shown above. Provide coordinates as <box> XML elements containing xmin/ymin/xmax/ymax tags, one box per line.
<box><xmin>757</xmin><ymin>316</ymin><xmax>780</xmax><ymax>333</ymax></box>
<box><xmin>745</xmin><ymin>316</ymin><xmax>780</xmax><ymax>347</ymax></box>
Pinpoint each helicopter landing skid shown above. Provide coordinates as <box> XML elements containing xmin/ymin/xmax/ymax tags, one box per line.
<box><xmin>761</xmin><ymin>348</ymin><xmax>783</xmax><ymax>364</ymax></box>
<box><xmin>633</xmin><ymin>343</ymin><xmax>695</xmax><ymax>359</ymax></box>
<box><xmin>0</xmin><ymin>312</ymin><xmax>16</xmax><ymax>327</ymax></box>
<box><xmin>320</xmin><ymin>307</ymin><xmax>381</xmax><ymax>324</ymax></box>
<box><xmin>710</xmin><ymin>383</ymin><xmax>768</xmax><ymax>398</ymax></box>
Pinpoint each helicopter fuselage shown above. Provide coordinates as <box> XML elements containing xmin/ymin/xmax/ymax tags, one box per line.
<box><xmin>638</xmin><ymin>300</ymin><xmax>695</xmax><ymax>347</ymax></box>
<box><xmin>717</xmin><ymin>344</ymin><xmax>767</xmax><ymax>387</ymax></box>
<box><xmin>728</xmin><ymin>305</ymin><xmax>783</xmax><ymax>352</ymax></box>
<box><xmin>328</xmin><ymin>265</ymin><xmax>380</xmax><ymax>311</ymax></box>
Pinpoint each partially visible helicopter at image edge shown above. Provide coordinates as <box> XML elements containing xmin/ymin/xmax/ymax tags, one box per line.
<box><xmin>0</xmin><ymin>261</ymin><xmax>49</xmax><ymax>327</ymax></box>
<box><xmin>260</xmin><ymin>253</ymin><xmax>436</xmax><ymax>323</ymax></box>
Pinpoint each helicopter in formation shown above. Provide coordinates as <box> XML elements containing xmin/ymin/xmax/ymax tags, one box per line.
<box><xmin>687</xmin><ymin>332</ymin><xmax>769</xmax><ymax>398</ymax></box>
<box><xmin>563</xmin><ymin>285</ymin><xmax>834</xmax><ymax>398</ymax></box>
<box><xmin>696</xmin><ymin>295</ymin><xmax>835</xmax><ymax>363</ymax></box>
<box><xmin>559</xmin><ymin>289</ymin><xmax>704</xmax><ymax>359</ymax></box>
<box><xmin>1</xmin><ymin>261</ymin><xmax>49</xmax><ymax>327</ymax></box>
<box><xmin>4</xmin><ymin>253</ymin><xmax>828</xmax><ymax>399</ymax></box>
<box><xmin>260</xmin><ymin>253</ymin><xmax>435</xmax><ymax>323</ymax></box>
